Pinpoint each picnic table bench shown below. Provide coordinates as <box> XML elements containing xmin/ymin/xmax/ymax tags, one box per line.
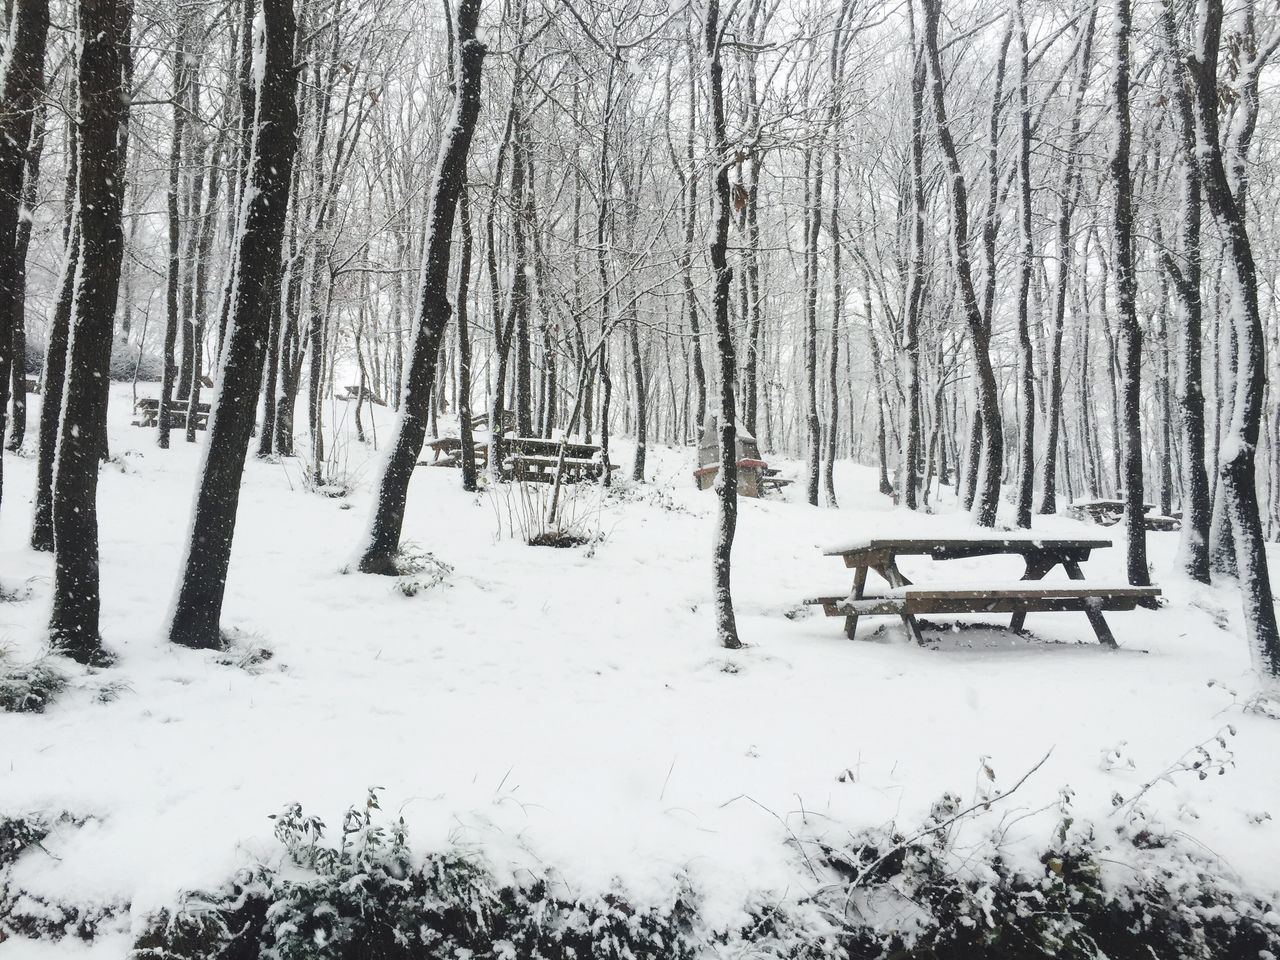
<box><xmin>337</xmin><ymin>384</ymin><xmax>386</xmax><ymax>406</ymax></box>
<box><xmin>471</xmin><ymin>410</ymin><xmax>516</xmax><ymax>434</ymax></box>
<box><xmin>504</xmin><ymin>453</ymin><xmax>618</xmax><ymax>484</ymax></box>
<box><xmin>420</xmin><ymin>436</ymin><xmax>489</xmax><ymax>469</ymax></box>
<box><xmin>1068</xmin><ymin>498</ymin><xmax>1181</xmax><ymax>531</ymax></box>
<box><xmin>497</xmin><ymin>437</ymin><xmax>617</xmax><ymax>483</ymax></box>
<box><xmin>132</xmin><ymin>397</ymin><xmax>211</xmax><ymax>430</ymax></box>
<box><xmin>759</xmin><ymin>466</ymin><xmax>793</xmax><ymax>492</ymax></box>
<box><xmin>805</xmin><ymin>536</ymin><xmax>1159</xmax><ymax>647</ymax></box>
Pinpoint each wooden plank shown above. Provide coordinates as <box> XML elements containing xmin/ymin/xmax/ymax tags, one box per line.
<box><xmin>808</xmin><ymin>593</ymin><xmax>1157</xmax><ymax>618</ymax></box>
<box><xmin>835</xmin><ymin>595</ymin><xmax>1152</xmax><ymax>616</ymax></box>
<box><xmin>879</xmin><ymin>583</ymin><xmax>1160</xmax><ymax>600</ymax></box>
<box><xmin>823</xmin><ymin>536</ymin><xmax>1112</xmax><ymax>558</ymax></box>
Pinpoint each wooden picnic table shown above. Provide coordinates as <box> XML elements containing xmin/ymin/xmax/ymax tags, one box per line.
<box><xmin>498</xmin><ymin>436</ymin><xmax>617</xmax><ymax>483</ymax></box>
<box><xmin>810</xmin><ymin>535</ymin><xmax>1154</xmax><ymax>646</ymax></box>
<box><xmin>133</xmin><ymin>397</ymin><xmax>211</xmax><ymax>430</ymax></box>
<box><xmin>471</xmin><ymin>410</ymin><xmax>516</xmax><ymax>434</ymax></box>
<box><xmin>421</xmin><ymin>436</ymin><xmax>489</xmax><ymax>469</ymax></box>
<box><xmin>1068</xmin><ymin>498</ymin><xmax>1181</xmax><ymax>531</ymax></box>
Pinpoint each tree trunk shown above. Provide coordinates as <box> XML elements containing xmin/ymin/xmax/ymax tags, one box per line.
<box><xmin>356</xmin><ymin>0</ymin><xmax>485</xmax><ymax>573</ymax></box>
<box><xmin>901</xmin><ymin>7</ymin><xmax>925</xmax><ymax>511</ymax></box>
<box><xmin>682</xmin><ymin>38</ymin><xmax>706</xmax><ymax>432</ymax></box>
<box><xmin>803</xmin><ymin>142</ymin><xmax>822</xmax><ymax>507</ymax></box>
<box><xmin>921</xmin><ymin>0</ymin><xmax>1003</xmax><ymax>527</ymax></box>
<box><xmin>1189</xmin><ymin>0</ymin><xmax>1280</xmax><ymax>675</ymax></box>
<box><xmin>707</xmin><ymin>0</ymin><xmax>740</xmax><ymax>650</ymax></box>
<box><xmin>0</xmin><ymin>0</ymin><xmax>50</xmax><ymax>509</ymax></box>
<box><xmin>1157</xmin><ymin>0</ymin><xmax>1211</xmax><ymax>582</ymax></box>
<box><xmin>1111</xmin><ymin>0</ymin><xmax>1149</xmax><ymax>586</ymax></box>
<box><xmin>1013</xmin><ymin>1</ymin><xmax>1034</xmax><ymax>529</ymax></box>
<box><xmin>8</xmin><ymin>104</ymin><xmax>46</xmax><ymax>452</ymax></box>
<box><xmin>1040</xmin><ymin>9</ymin><xmax>1096</xmax><ymax>515</ymax></box>
<box><xmin>48</xmin><ymin>0</ymin><xmax>127</xmax><ymax>663</ymax></box>
<box><xmin>167</xmin><ymin>0</ymin><xmax>300</xmax><ymax>649</ymax></box>
<box><xmin>457</xmin><ymin>187</ymin><xmax>477</xmax><ymax>492</ymax></box>
<box><xmin>158</xmin><ymin>23</ymin><xmax>185</xmax><ymax>450</ymax></box>
<box><xmin>31</xmin><ymin>120</ymin><xmax>78</xmax><ymax>553</ymax></box>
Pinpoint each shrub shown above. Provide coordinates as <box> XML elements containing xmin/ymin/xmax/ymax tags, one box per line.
<box><xmin>0</xmin><ymin>814</ymin><xmax>49</xmax><ymax>870</ymax></box>
<box><xmin>137</xmin><ymin>790</ymin><xmax>697</xmax><ymax>960</ymax></box>
<box><xmin>0</xmin><ymin>649</ymin><xmax>66</xmax><ymax>714</ymax></box>
<box><xmin>489</xmin><ymin>479</ymin><xmax>605</xmax><ymax>550</ymax></box>
<box><xmin>125</xmin><ymin>787</ymin><xmax>1280</xmax><ymax>960</ymax></box>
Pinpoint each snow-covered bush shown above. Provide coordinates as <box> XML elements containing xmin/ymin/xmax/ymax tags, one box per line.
<box><xmin>489</xmin><ymin>479</ymin><xmax>605</xmax><ymax>549</ymax></box>
<box><xmin>124</xmin><ymin>788</ymin><xmax>1280</xmax><ymax>960</ymax></box>
<box><xmin>1</xmin><ymin>814</ymin><xmax>49</xmax><ymax>869</ymax></box>
<box><xmin>0</xmin><ymin>649</ymin><xmax>66</xmax><ymax>714</ymax></box>
<box><xmin>387</xmin><ymin>547</ymin><xmax>453</xmax><ymax>597</ymax></box>
<box><xmin>135</xmin><ymin>789</ymin><xmax>697</xmax><ymax>960</ymax></box>
<box><xmin>0</xmin><ymin>813</ymin><xmax>121</xmax><ymax>942</ymax></box>
<box><xmin>341</xmin><ymin>543</ymin><xmax>453</xmax><ymax>594</ymax></box>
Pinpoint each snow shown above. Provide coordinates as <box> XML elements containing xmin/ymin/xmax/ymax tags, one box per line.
<box><xmin>2</xmin><ymin>384</ymin><xmax>1280</xmax><ymax>953</ymax></box>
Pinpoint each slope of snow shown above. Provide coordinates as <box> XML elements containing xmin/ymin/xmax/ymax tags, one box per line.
<box><xmin>1</xmin><ymin>385</ymin><xmax>1278</xmax><ymax>952</ymax></box>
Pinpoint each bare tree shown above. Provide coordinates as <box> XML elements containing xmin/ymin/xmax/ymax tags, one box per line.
<box><xmin>357</xmin><ymin>0</ymin><xmax>486</xmax><ymax>574</ymax></box>
<box><xmin>48</xmin><ymin>0</ymin><xmax>128</xmax><ymax>663</ymax></box>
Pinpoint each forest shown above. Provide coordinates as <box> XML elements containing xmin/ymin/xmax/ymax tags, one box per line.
<box><xmin>2</xmin><ymin>0</ymin><xmax>1280</xmax><ymax>956</ymax></box>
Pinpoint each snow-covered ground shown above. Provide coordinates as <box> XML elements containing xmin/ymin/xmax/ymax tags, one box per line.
<box><xmin>2</xmin><ymin>385</ymin><xmax>1279</xmax><ymax>954</ymax></box>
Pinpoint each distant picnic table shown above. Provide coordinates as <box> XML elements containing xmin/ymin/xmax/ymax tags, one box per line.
<box><xmin>806</xmin><ymin>535</ymin><xmax>1159</xmax><ymax>648</ymax></box>
<box><xmin>421</xmin><ymin>436</ymin><xmax>489</xmax><ymax>470</ymax></box>
<box><xmin>419</xmin><ymin>435</ymin><xmax>618</xmax><ymax>484</ymax></box>
<box><xmin>500</xmin><ymin>436</ymin><xmax>617</xmax><ymax>484</ymax></box>
<box><xmin>1068</xmin><ymin>498</ymin><xmax>1181</xmax><ymax>531</ymax></box>
<box><xmin>132</xmin><ymin>397</ymin><xmax>210</xmax><ymax>430</ymax></box>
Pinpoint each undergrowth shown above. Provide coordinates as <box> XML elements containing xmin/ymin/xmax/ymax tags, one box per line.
<box><xmin>104</xmin><ymin>787</ymin><xmax>1280</xmax><ymax>960</ymax></box>
<box><xmin>0</xmin><ymin>812</ymin><xmax>121</xmax><ymax>943</ymax></box>
<box><xmin>0</xmin><ymin>647</ymin><xmax>66</xmax><ymax>713</ymax></box>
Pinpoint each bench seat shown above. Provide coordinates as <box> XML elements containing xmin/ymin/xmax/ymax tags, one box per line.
<box><xmin>805</xmin><ymin>582</ymin><xmax>1161</xmax><ymax>647</ymax></box>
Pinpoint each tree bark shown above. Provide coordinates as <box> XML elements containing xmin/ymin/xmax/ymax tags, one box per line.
<box><xmin>31</xmin><ymin>118</ymin><xmax>77</xmax><ymax>553</ymax></box>
<box><xmin>1013</xmin><ymin>1</ymin><xmax>1034</xmax><ymax>529</ymax></box>
<box><xmin>803</xmin><ymin>140</ymin><xmax>822</xmax><ymax>507</ymax></box>
<box><xmin>1111</xmin><ymin>0</ymin><xmax>1149</xmax><ymax>586</ymax></box>
<box><xmin>1040</xmin><ymin>8</ymin><xmax>1096</xmax><ymax>515</ymax></box>
<box><xmin>48</xmin><ymin>0</ymin><xmax>128</xmax><ymax>663</ymax></box>
<box><xmin>1188</xmin><ymin>0</ymin><xmax>1280</xmax><ymax>675</ymax></box>
<box><xmin>457</xmin><ymin>187</ymin><xmax>477</xmax><ymax>492</ymax></box>
<box><xmin>158</xmin><ymin>23</ymin><xmax>185</xmax><ymax>450</ymax></box>
<box><xmin>901</xmin><ymin>5</ymin><xmax>925</xmax><ymax>511</ymax></box>
<box><xmin>7</xmin><ymin>103</ymin><xmax>45</xmax><ymax>452</ymax></box>
<box><xmin>921</xmin><ymin>0</ymin><xmax>1003</xmax><ymax>526</ymax></box>
<box><xmin>0</xmin><ymin>0</ymin><xmax>50</xmax><ymax>509</ymax></box>
<box><xmin>356</xmin><ymin>0</ymin><xmax>485</xmax><ymax>573</ymax></box>
<box><xmin>707</xmin><ymin>0</ymin><xmax>740</xmax><ymax>650</ymax></box>
<box><xmin>1156</xmin><ymin>0</ymin><xmax>1212</xmax><ymax>582</ymax></box>
<box><xmin>167</xmin><ymin>0</ymin><xmax>299</xmax><ymax>649</ymax></box>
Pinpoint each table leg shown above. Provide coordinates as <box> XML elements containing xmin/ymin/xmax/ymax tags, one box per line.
<box><xmin>1010</xmin><ymin>555</ymin><xmax>1056</xmax><ymax>633</ymax></box>
<box><xmin>844</xmin><ymin>565</ymin><xmax>868</xmax><ymax>640</ymax></box>
<box><xmin>1063</xmin><ymin>559</ymin><xmax>1119</xmax><ymax>649</ymax></box>
<box><xmin>901</xmin><ymin>613</ymin><xmax>925</xmax><ymax>645</ymax></box>
<box><xmin>873</xmin><ymin>559</ymin><xmax>912</xmax><ymax>589</ymax></box>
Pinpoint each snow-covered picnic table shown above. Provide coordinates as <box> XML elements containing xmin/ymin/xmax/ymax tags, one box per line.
<box><xmin>421</xmin><ymin>435</ymin><xmax>489</xmax><ymax>469</ymax></box>
<box><xmin>807</xmin><ymin>536</ymin><xmax>1158</xmax><ymax>647</ymax></box>
<box><xmin>1067</xmin><ymin>498</ymin><xmax>1182</xmax><ymax>531</ymax></box>
<box><xmin>500</xmin><ymin>436</ymin><xmax>617</xmax><ymax>483</ymax></box>
<box><xmin>132</xmin><ymin>397</ymin><xmax>210</xmax><ymax>430</ymax></box>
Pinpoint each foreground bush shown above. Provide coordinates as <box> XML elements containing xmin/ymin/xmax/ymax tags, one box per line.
<box><xmin>112</xmin><ymin>788</ymin><xmax>1279</xmax><ymax>960</ymax></box>
<box><xmin>4</xmin><ymin>788</ymin><xmax>1276</xmax><ymax>957</ymax></box>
